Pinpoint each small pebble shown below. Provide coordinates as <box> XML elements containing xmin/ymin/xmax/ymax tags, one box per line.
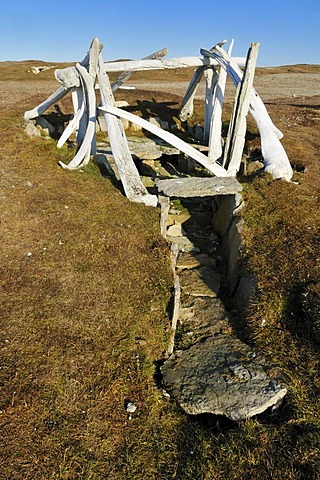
<box><xmin>126</xmin><ymin>402</ymin><xmax>137</xmax><ymax>414</ymax></box>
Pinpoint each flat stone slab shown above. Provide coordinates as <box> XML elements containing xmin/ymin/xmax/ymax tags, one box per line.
<box><xmin>166</xmin><ymin>236</ymin><xmax>200</xmax><ymax>254</ymax></box>
<box><xmin>179</xmin><ymin>296</ymin><xmax>230</xmax><ymax>335</ymax></box>
<box><xmin>156</xmin><ymin>177</ymin><xmax>242</xmax><ymax>198</ymax></box>
<box><xmin>167</xmin><ymin>224</ymin><xmax>185</xmax><ymax>237</ymax></box>
<box><xmin>127</xmin><ymin>137</ymin><xmax>162</xmax><ymax>160</ymax></box>
<box><xmin>161</xmin><ymin>335</ymin><xmax>287</xmax><ymax>420</ymax></box>
<box><xmin>176</xmin><ymin>253</ymin><xmax>216</xmax><ymax>270</ymax></box>
<box><xmin>97</xmin><ymin>138</ymin><xmax>163</xmax><ymax>161</ymax></box>
<box><xmin>179</xmin><ymin>266</ymin><xmax>220</xmax><ymax>297</ymax></box>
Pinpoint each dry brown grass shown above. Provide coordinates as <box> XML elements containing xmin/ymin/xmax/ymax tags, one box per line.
<box><xmin>0</xmin><ymin>61</ymin><xmax>319</xmax><ymax>479</ymax></box>
<box><xmin>0</xmin><ymin>108</ymin><xmax>174</xmax><ymax>478</ymax></box>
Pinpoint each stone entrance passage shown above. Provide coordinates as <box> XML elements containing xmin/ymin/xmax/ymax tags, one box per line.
<box><xmin>157</xmin><ymin>177</ymin><xmax>287</xmax><ymax>421</ymax></box>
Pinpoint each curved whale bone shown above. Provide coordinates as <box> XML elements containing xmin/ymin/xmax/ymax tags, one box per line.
<box><xmin>179</xmin><ymin>66</ymin><xmax>205</xmax><ymax>122</ymax></box>
<box><xmin>71</xmin><ymin>87</ymin><xmax>87</xmax><ymax>146</ymax></box>
<box><xmin>59</xmin><ymin>64</ymin><xmax>96</xmax><ymax>170</ymax></box>
<box><xmin>201</xmin><ymin>46</ymin><xmax>293</xmax><ymax>181</ymax></box>
<box><xmin>57</xmin><ymin>91</ymin><xmax>85</xmax><ymax>148</ymax></box>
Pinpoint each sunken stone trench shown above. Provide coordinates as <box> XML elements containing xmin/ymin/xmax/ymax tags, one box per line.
<box><xmin>157</xmin><ymin>177</ymin><xmax>287</xmax><ymax>421</ymax></box>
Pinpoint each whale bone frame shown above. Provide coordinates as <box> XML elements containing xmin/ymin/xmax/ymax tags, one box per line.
<box><xmin>24</xmin><ymin>37</ymin><xmax>292</xmax><ymax>207</ymax></box>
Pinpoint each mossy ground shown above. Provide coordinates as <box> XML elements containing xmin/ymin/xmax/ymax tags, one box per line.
<box><xmin>0</xmin><ymin>62</ymin><xmax>319</xmax><ymax>479</ymax></box>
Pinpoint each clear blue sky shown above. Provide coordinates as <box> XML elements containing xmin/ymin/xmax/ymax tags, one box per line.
<box><xmin>0</xmin><ymin>0</ymin><xmax>319</xmax><ymax>66</ymax></box>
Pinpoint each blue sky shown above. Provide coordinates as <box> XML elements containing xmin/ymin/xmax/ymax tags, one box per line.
<box><xmin>0</xmin><ymin>0</ymin><xmax>319</xmax><ymax>66</ymax></box>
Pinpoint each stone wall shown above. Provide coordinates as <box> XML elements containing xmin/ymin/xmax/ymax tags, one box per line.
<box><xmin>212</xmin><ymin>193</ymin><xmax>257</xmax><ymax>313</ymax></box>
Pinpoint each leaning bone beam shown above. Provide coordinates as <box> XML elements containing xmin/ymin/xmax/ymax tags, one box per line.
<box><xmin>147</xmin><ymin>47</ymin><xmax>169</xmax><ymax>59</ymax></box>
<box><xmin>103</xmin><ymin>56</ymin><xmax>246</xmax><ymax>73</ymax></box>
<box><xmin>179</xmin><ymin>66</ymin><xmax>206</xmax><ymax>121</ymax></box>
<box><xmin>97</xmin><ymin>56</ymin><xmax>157</xmax><ymax>207</ymax></box>
<box><xmin>208</xmin><ymin>39</ymin><xmax>234</xmax><ymax>162</ymax></box>
<box><xmin>179</xmin><ymin>40</ymin><xmax>228</xmax><ymax>124</ymax></box>
<box><xmin>203</xmin><ymin>67</ymin><xmax>219</xmax><ymax>145</ymax></box>
<box><xmin>88</xmin><ymin>37</ymin><xmax>102</xmax><ymax>79</ymax></box>
<box><xmin>112</xmin><ymin>47</ymin><xmax>168</xmax><ymax>92</ymax></box>
<box><xmin>86</xmin><ymin>38</ymin><xmax>101</xmax><ymax>155</ymax></box>
<box><xmin>99</xmin><ymin>105</ymin><xmax>229</xmax><ymax>177</ymax></box>
<box><xmin>223</xmin><ymin>43</ymin><xmax>260</xmax><ymax>174</ymax></box>
<box><xmin>203</xmin><ymin>41</ymin><xmax>228</xmax><ymax>145</ymax></box>
<box><xmin>54</xmin><ymin>41</ymin><xmax>98</xmax><ymax>88</ymax></box>
<box><xmin>24</xmin><ymin>50</ymin><xmax>90</xmax><ymax>121</ymax></box>
<box><xmin>59</xmin><ymin>64</ymin><xmax>96</xmax><ymax>170</ymax></box>
<box><xmin>24</xmin><ymin>86</ymin><xmax>69</xmax><ymax>120</ymax></box>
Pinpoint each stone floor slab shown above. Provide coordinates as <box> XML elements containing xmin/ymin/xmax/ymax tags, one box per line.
<box><xmin>161</xmin><ymin>335</ymin><xmax>287</xmax><ymax>420</ymax></box>
<box><xmin>157</xmin><ymin>177</ymin><xmax>243</xmax><ymax>198</ymax></box>
<box><xmin>179</xmin><ymin>266</ymin><xmax>220</xmax><ymax>297</ymax></box>
<box><xmin>176</xmin><ymin>253</ymin><xmax>216</xmax><ymax>270</ymax></box>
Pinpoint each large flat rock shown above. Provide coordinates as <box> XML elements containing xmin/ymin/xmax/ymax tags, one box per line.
<box><xmin>156</xmin><ymin>177</ymin><xmax>242</xmax><ymax>198</ymax></box>
<box><xmin>161</xmin><ymin>335</ymin><xmax>287</xmax><ymax>420</ymax></box>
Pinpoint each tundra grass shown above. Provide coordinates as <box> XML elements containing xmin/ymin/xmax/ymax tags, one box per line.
<box><xmin>0</xmin><ymin>64</ymin><xmax>319</xmax><ymax>479</ymax></box>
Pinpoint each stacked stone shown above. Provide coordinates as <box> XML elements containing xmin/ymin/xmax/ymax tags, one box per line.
<box><xmin>157</xmin><ymin>177</ymin><xmax>287</xmax><ymax>421</ymax></box>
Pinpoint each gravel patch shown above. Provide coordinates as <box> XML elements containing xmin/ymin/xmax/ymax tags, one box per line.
<box><xmin>128</xmin><ymin>72</ymin><xmax>320</xmax><ymax>102</ymax></box>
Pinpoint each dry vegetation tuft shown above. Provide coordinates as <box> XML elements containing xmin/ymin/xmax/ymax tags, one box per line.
<box><xmin>0</xmin><ymin>62</ymin><xmax>319</xmax><ymax>479</ymax></box>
